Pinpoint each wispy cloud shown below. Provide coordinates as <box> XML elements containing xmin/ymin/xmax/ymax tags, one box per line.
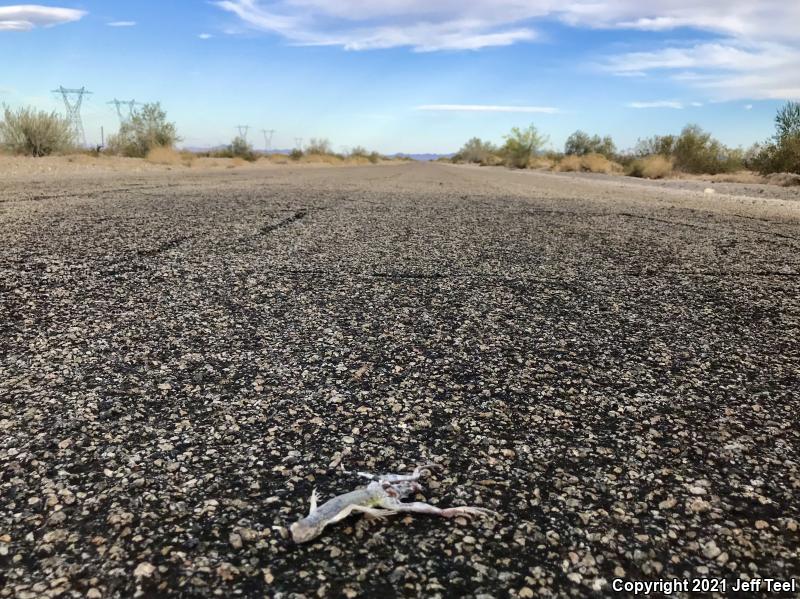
<box><xmin>627</xmin><ymin>101</ymin><xmax>685</xmax><ymax>109</ymax></box>
<box><xmin>212</xmin><ymin>1</ymin><xmax>800</xmax><ymax>102</ymax></box>
<box><xmin>417</xmin><ymin>104</ymin><xmax>559</xmax><ymax>114</ymax></box>
<box><xmin>198</xmin><ymin>33</ymin><xmax>214</xmax><ymax>39</ymax></box>
<box><xmin>605</xmin><ymin>41</ymin><xmax>800</xmax><ymax>101</ymax></box>
<box><xmin>107</xmin><ymin>21</ymin><xmax>136</xmax><ymax>28</ymax></box>
<box><xmin>0</xmin><ymin>4</ymin><xmax>86</xmax><ymax>31</ymax></box>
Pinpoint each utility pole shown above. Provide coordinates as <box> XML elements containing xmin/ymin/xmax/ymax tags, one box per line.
<box><xmin>53</xmin><ymin>86</ymin><xmax>91</xmax><ymax>146</ymax></box>
<box><xmin>236</xmin><ymin>125</ymin><xmax>250</xmax><ymax>141</ymax></box>
<box><xmin>261</xmin><ymin>129</ymin><xmax>275</xmax><ymax>153</ymax></box>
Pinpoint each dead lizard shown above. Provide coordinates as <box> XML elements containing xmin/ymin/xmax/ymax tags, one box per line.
<box><xmin>290</xmin><ymin>463</ymin><xmax>497</xmax><ymax>543</ymax></box>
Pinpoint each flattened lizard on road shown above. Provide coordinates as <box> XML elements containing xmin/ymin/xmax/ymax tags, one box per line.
<box><xmin>290</xmin><ymin>464</ymin><xmax>498</xmax><ymax>543</ymax></box>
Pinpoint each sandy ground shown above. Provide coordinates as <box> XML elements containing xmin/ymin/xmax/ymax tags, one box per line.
<box><xmin>1</xmin><ymin>163</ymin><xmax>799</xmax><ymax>598</ymax></box>
<box><xmin>0</xmin><ymin>154</ymin><xmax>388</xmax><ymax>180</ymax></box>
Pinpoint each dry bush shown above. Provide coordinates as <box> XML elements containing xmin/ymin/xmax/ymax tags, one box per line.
<box><xmin>581</xmin><ymin>153</ymin><xmax>622</xmax><ymax>174</ymax></box>
<box><xmin>628</xmin><ymin>155</ymin><xmax>673</xmax><ymax>179</ymax></box>
<box><xmin>766</xmin><ymin>172</ymin><xmax>800</xmax><ymax>186</ymax></box>
<box><xmin>0</xmin><ymin>105</ymin><xmax>75</xmax><ymax>156</ymax></box>
<box><xmin>556</xmin><ymin>155</ymin><xmax>582</xmax><ymax>172</ymax></box>
<box><xmin>303</xmin><ymin>153</ymin><xmax>344</xmax><ymax>165</ymax></box>
<box><xmin>480</xmin><ymin>154</ymin><xmax>504</xmax><ymax>166</ymax></box>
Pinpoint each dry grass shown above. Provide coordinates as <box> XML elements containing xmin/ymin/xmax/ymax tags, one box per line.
<box><xmin>677</xmin><ymin>171</ymin><xmax>765</xmax><ymax>184</ymax></box>
<box><xmin>582</xmin><ymin>153</ymin><xmax>623</xmax><ymax>174</ymax></box>
<box><xmin>145</xmin><ymin>147</ymin><xmax>193</xmax><ymax>167</ymax></box>
<box><xmin>555</xmin><ymin>153</ymin><xmax>623</xmax><ymax>174</ymax></box>
<box><xmin>556</xmin><ymin>155</ymin><xmax>582</xmax><ymax>172</ymax></box>
<box><xmin>301</xmin><ymin>153</ymin><xmax>345</xmax><ymax>165</ymax></box>
<box><xmin>527</xmin><ymin>157</ymin><xmax>553</xmax><ymax>170</ymax></box>
<box><xmin>628</xmin><ymin>155</ymin><xmax>674</xmax><ymax>179</ymax></box>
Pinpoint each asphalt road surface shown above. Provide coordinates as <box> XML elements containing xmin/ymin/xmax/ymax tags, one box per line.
<box><xmin>2</xmin><ymin>163</ymin><xmax>799</xmax><ymax>598</ymax></box>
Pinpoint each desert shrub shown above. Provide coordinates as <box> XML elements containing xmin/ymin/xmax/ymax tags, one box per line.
<box><xmin>556</xmin><ymin>153</ymin><xmax>622</xmax><ymax>174</ymax></box>
<box><xmin>628</xmin><ymin>155</ymin><xmax>673</xmax><ymax>179</ymax></box>
<box><xmin>556</xmin><ymin>155</ymin><xmax>582</xmax><ymax>172</ymax></box>
<box><xmin>289</xmin><ymin>149</ymin><xmax>304</xmax><ymax>160</ymax></box>
<box><xmin>671</xmin><ymin>124</ymin><xmax>742</xmax><ymax>174</ymax></box>
<box><xmin>454</xmin><ymin>137</ymin><xmax>498</xmax><ymax>164</ymax></box>
<box><xmin>107</xmin><ymin>103</ymin><xmax>179</xmax><ymax>158</ymax></box>
<box><xmin>349</xmin><ymin>146</ymin><xmax>369</xmax><ymax>158</ymax></box>
<box><xmin>582</xmin><ymin>153</ymin><xmax>622</xmax><ymax>174</ymax></box>
<box><xmin>502</xmin><ymin>124</ymin><xmax>548</xmax><ymax>168</ymax></box>
<box><xmin>0</xmin><ymin>105</ymin><xmax>74</xmax><ymax>156</ymax></box>
<box><xmin>228</xmin><ymin>136</ymin><xmax>257</xmax><ymax>161</ymax></box>
<box><xmin>306</xmin><ymin>138</ymin><xmax>332</xmax><ymax>155</ymax></box>
<box><xmin>564</xmin><ymin>131</ymin><xmax>616</xmax><ymax>158</ymax></box>
<box><xmin>753</xmin><ymin>102</ymin><xmax>800</xmax><ymax>174</ymax></box>
<box><xmin>634</xmin><ymin>134</ymin><xmax>676</xmax><ymax>158</ymax></box>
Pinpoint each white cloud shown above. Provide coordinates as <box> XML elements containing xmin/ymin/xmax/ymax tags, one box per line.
<box><xmin>213</xmin><ymin>1</ymin><xmax>800</xmax><ymax>100</ymax></box>
<box><xmin>198</xmin><ymin>33</ymin><xmax>214</xmax><ymax>39</ymax></box>
<box><xmin>605</xmin><ymin>41</ymin><xmax>800</xmax><ymax>101</ymax></box>
<box><xmin>0</xmin><ymin>5</ymin><xmax>86</xmax><ymax>31</ymax></box>
<box><xmin>627</xmin><ymin>101</ymin><xmax>684</xmax><ymax>109</ymax></box>
<box><xmin>107</xmin><ymin>21</ymin><xmax>136</xmax><ymax>27</ymax></box>
<box><xmin>745</xmin><ymin>104</ymin><xmax>753</xmax><ymax>110</ymax></box>
<box><xmin>417</xmin><ymin>104</ymin><xmax>559</xmax><ymax>114</ymax></box>
<box><xmin>215</xmin><ymin>1</ymin><xmax>800</xmax><ymax>51</ymax></box>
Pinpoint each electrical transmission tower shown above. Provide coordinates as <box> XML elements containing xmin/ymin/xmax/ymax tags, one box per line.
<box><xmin>236</xmin><ymin>125</ymin><xmax>250</xmax><ymax>141</ymax></box>
<box><xmin>108</xmin><ymin>99</ymin><xmax>140</xmax><ymax>125</ymax></box>
<box><xmin>262</xmin><ymin>129</ymin><xmax>275</xmax><ymax>153</ymax></box>
<box><xmin>53</xmin><ymin>86</ymin><xmax>91</xmax><ymax>146</ymax></box>
<box><xmin>294</xmin><ymin>137</ymin><xmax>304</xmax><ymax>150</ymax></box>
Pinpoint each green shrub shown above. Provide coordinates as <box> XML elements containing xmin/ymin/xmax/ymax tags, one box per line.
<box><xmin>633</xmin><ymin>126</ymin><xmax>741</xmax><ymax>174</ymax></box>
<box><xmin>106</xmin><ymin>103</ymin><xmax>179</xmax><ymax>157</ymax></box>
<box><xmin>753</xmin><ymin>102</ymin><xmax>800</xmax><ymax>174</ymax></box>
<box><xmin>502</xmin><ymin>124</ymin><xmax>549</xmax><ymax>168</ymax></box>
<box><xmin>289</xmin><ymin>149</ymin><xmax>303</xmax><ymax>160</ymax></box>
<box><xmin>0</xmin><ymin>105</ymin><xmax>74</xmax><ymax>156</ymax></box>
<box><xmin>454</xmin><ymin>137</ymin><xmax>497</xmax><ymax>164</ymax></box>
<box><xmin>368</xmin><ymin>151</ymin><xmax>381</xmax><ymax>164</ymax></box>
<box><xmin>634</xmin><ymin>134</ymin><xmax>676</xmax><ymax>158</ymax></box>
<box><xmin>228</xmin><ymin>136</ymin><xmax>257</xmax><ymax>161</ymax></box>
<box><xmin>306</xmin><ymin>138</ymin><xmax>332</xmax><ymax>154</ymax></box>
<box><xmin>564</xmin><ymin>130</ymin><xmax>616</xmax><ymax>158</ymax></box>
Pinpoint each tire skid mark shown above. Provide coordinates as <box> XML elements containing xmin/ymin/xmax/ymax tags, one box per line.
<box><xmin>259</xmin><ymin>209</ymin><xmax>308</xmax><ymax>235</ymax></box>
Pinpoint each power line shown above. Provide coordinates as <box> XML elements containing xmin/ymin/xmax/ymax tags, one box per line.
<box><xmin>236</xmin><ymin>125</ymin><xmax>250</xmax><ymax>141</ymax></box>
<box><xmin>107</xmin><ymin>99</ymin><xmax>141</xmax><ymax>125</ymax></box>
<box><xmin>52</xmin><ymin>86</ymin><xmax>92</xmax><ymax>146</ymax></box>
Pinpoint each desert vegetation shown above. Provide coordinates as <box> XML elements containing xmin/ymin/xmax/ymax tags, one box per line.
<box><xmin>106</xmin><ymin>103</ymin><xmax>180</xmax><ymax>158</ymax></box>
<box><xmin>0</xmin><ymin>105</ymin><xmax>74</xmax><ymax>157</ymax></box>
<box><xmin>751</xmin><ymin>101</ymin><xmax>800</xmax><ymax>175</ymax></box>
<box><xmin>451</xmin><ymin>103</ymin><xmax>800</xmax><ymax>184</ymax></box>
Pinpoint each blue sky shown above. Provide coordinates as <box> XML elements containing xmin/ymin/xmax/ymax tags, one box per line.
<box><xmin>1</xmin><ymin>1</ymin><xmax>798</xmax><ymax>153</ymax></box>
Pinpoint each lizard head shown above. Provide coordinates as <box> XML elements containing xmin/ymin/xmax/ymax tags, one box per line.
<box><xmin>290</xmin><ymin>517</ymin><xmax>325</xmax><ymax>544</ymax></box>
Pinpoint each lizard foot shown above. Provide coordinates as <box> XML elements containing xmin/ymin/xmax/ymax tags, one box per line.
<box><xmin>441</xmin><ymin>506</ymin><xmax>498</xmax><ymax>519</ymax></box>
